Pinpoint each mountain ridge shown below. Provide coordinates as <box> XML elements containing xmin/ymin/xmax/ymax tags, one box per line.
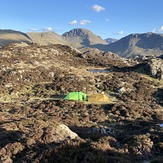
<box><xmin>1</xmin><ymin>28</ymin><xmax>163</xmax><ymax>58</ymax></box>
<box><xmin>27</xmin><ymin>31</ymin><xmax>68</xmax><ymax>45</ymax></box>
<box><xmin>0</xmin><ymin>29</ymin><xmax>32</xmax><ymax>47</ymax></box>
<box><xmin>103</xmin><ymin>32</ymin><xmax>163</xmax><ymax>58</ymax></box>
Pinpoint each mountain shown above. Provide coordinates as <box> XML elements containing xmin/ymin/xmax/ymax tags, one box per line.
<box><xmin>104</xmin><ymin>38</ymin><xmax>118</xmax><ymax>44</ymax></box>
<box><xmin>103</xmin><ymin>32</ymin><xmax>163</xmax><ymax>58</ymax></box>
<box><xmin>27</xmin><ymin>28</ymin><xmax>108</xmax><ymax>49</ymax></box>
<box><xmin>0</xmin><ymin>29</ymin><xmax>32</xmax><ymax>47</ymax></box>
<box><xmin>27</xmin><ymin>31</ymin><xmax>68</xmax><ymax>45</ymax></box>
<box><xmin>2</xmin><ymin>28</ymin><xmax>163</xmax><ymax>59</ymax></box>
<box><xmin>62</xmin><ymin>28</ymin><xmax>107</xmax><ymax>48</ymax></box>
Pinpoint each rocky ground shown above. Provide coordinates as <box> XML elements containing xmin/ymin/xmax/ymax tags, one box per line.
<box><xmin>0</xmin><ymin>43</ymin><xmax>163</xmax><ymax>163</ymax></box>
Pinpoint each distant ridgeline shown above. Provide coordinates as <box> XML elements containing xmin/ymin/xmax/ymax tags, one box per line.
<box><xmin>0</xmin><ymin>29</ymin><xmax>32</xmax><ymax>47</ymax></box>
<box><xmin>102</xmin><ymin>32</ymin><xmax>163</xmax><ymax>58</ymax></box>
<box><xmin>1</xmin><ymin>29</ymin><xmax>163</xmax><ymax>59</ymax></box>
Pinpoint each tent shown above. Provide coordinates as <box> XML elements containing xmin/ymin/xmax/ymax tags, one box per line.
<box><xmin>64</xmin><ymin>92</ymin><xmax>88</xmax><ymax>101</ymax></box>
<box><xmin>88</xmin><ymin>93</ymin><xmax>109</xmax><ymax>102</ymax></box>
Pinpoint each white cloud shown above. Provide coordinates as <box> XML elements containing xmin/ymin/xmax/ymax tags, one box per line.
<box><xmin>29</xmin><ymin>28</ymin><xmax>39</xmax><ymax>31</ymax></box>
<box><xmin>117</xmin><ymin>31</ymin><xmax>124</xmax><ymax>35</ymax></box>
<box><xmin>68</xmin><ymin>19</ymin><xmax>91</xmax><ymax>26</ymax></box>
<box><xmin>92</xmin><ymin>4</ymin><xmax>105</xmax><ymax>12</ymax></box>
<box><xmin>80</xmin><ymin>19</ymin><xmax>91</xmax><ymax>25</ymax></box>
<box><xmin>44</xmin><ymin>27</ymin><xmax>53</xmax><ymax>31</ymax></box>
<box><xmin>160</xmin><ymin>26</ymin><xmax>163</xmax><ymax>31</ymax></box>
<box><xmin>152</xmin><ymin>28</ymin><xmax>157</xmax><ymax>33</ymax></box>
<box><xmin>69</xmin><ymin>20</ymin><xmax>78</xmax><ymax>25</ymax></box>
<box><xmin>152</xmin><ymin>26</ymin><xmax>163</xmax><ymax>33</ymax></box>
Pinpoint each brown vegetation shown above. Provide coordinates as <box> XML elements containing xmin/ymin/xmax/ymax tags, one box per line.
<box><xmin>0</xmin><ymin>43</ymin><xmax>163</xmax><ymax>163</ymax></box>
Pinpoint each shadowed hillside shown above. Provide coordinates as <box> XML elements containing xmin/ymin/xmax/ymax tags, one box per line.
<box><xmin>0</xmin><ymin>29</ymin><xmax>32</xmax><ymax>47</ymax></box>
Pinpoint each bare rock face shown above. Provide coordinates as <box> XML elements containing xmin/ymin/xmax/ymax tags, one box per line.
<box><xmin>147</xmin><ymin>58</ymin><xmax>163</xmax><ymax>79</ymax></box>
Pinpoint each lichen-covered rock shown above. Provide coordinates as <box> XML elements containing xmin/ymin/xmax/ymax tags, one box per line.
<box><xmin>56</xmin><ymin>124</ymin><xmax>79</xmax><ymax>139</ymax></box>
<box><xmin>147</xmin><ymin>58</ymin><xmax>163</xmax><ymax>79</ymax></box>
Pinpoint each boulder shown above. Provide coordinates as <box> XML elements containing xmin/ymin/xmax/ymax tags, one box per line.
<box><xmin>56</xmin><ymin>124</ymin><xmax>79</xmax><ymax>139</ymax></box>
<box><xmin>147</xmin><ymin>58</ymin><xmax>163</xmax><ymax>79</ymax></box>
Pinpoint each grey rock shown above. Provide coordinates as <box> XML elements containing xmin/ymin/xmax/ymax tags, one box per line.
<box><xmin>147</xmin><ymin>58</ymin><xmax>163</xmax><ymax>79</ymax></box>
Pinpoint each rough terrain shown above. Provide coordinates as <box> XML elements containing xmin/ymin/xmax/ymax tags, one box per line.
<box><xmin>0</xmin><ymin>43</ymin><xmax>163</xmax><ymax>163</ymax></box>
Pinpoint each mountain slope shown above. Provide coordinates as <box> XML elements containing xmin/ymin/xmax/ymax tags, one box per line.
<box><xmin>0</xmin><ymin>29</ymin><xmax>32</xmax><ymax>47</ymax></box>
<box><xmin>103</xmin><ymin>32</ymin><xmax>163</xmax><ymax>58</ymax></box>
<box><xmin>27</xmin><ymin>31</ymin><xmax>68</xmax><ymax>45</ymax></box>
<box><xmin>62</xmin><ymin>28</ymin><xmax>107</xmax><ymax>48</ymax></box>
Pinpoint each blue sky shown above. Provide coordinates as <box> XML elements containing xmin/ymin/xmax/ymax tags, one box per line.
<box><xmin>0</xmin><ymin>0</ymin><xmax>163</xmax><ymax>39</ymax></box>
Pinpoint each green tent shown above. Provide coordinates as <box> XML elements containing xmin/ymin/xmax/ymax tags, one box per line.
<box><xmin>64</xmin><ymin>92</ymin><xmax>88</xmax><ymax>101</ymax></box>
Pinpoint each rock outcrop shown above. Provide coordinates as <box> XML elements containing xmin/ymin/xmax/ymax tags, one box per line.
<box><xmin>147</xmin><ymin>58</ymin><xmax>163</xmax><ymax>79</ymax></box>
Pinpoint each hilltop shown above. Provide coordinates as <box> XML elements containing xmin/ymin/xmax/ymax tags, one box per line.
<box><xmin>62</xmin><ymin>28</ymin><xmax>107</xmax><ymax>48</ymax></box>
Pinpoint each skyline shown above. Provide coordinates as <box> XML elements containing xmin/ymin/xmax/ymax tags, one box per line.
<box><xmin>1</xmin><ymin>0</ymin><xmax>163</xmax><ymax>39</ymax></box>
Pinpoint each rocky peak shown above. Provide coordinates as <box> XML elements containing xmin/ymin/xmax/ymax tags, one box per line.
<box><xmin>63</xmin><ymin>28</ymin><xmax>90</xmax><ymax>37</ymax></box>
